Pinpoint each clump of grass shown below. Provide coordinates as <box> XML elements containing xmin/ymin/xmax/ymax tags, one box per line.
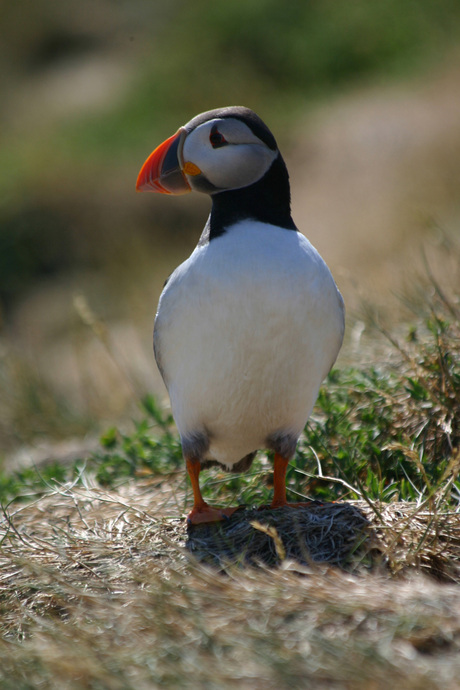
<box><xmin>187</xmin><ymin>502</ymin><xmax>370</xmax><ymax>570</ymax></box>
<box><xmin>294</xmin><ymin>300</ymin><xmax>460</xmax><ymax>506</ymax></box>
<box><xmin>275</xmin><ymin>285</ymin><xmax>454</xmax><ymax>509</ymax></box>
<box><xmin>94</xmin><ymin>395</ymin><xmax>183</xmax><ymax>486</ymax></box>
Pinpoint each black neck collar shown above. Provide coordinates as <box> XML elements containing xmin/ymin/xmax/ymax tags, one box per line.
<box><xmin>198</xmin><ymin>154</ymin><xmax>296</xmax><ymax>245</ymax></box>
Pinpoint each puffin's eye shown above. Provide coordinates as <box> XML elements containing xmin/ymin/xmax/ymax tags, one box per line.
<box><xmin>209</xmin><ymin>125</ymin><xmax>227</xmax><ymax>149</ymax></box>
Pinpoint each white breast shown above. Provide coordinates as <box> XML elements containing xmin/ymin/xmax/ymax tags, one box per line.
<box><xmin>154</xmin><ymin>221</ymin><xmax>344</xmax><ymax>467</ymax></box>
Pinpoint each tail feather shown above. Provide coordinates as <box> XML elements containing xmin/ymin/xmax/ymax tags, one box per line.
<box><xmin>200</xmin><ymin>451</ymin><xmax>257</xmax><ymax>473</ymax></box>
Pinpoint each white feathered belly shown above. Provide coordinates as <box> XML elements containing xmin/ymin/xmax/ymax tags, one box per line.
<box><xmin>154</xmin><ymin>222</ymin><xmax>344</xmax><ymax>467</ymax></box>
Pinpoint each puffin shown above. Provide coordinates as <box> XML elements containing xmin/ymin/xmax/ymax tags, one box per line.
<box><xmin>136</xmin><ymin>106</ymin><xmax>344</xmax><ymax>524</ymax></box>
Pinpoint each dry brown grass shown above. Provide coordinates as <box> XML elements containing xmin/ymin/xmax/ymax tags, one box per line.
<box><xmin>1</xmin><ymin>479</ymin><xmax>459</xmax><ymax>689</ymax></box>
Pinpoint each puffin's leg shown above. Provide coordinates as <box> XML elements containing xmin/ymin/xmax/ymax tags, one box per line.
<box><xmin>186</xmin><ymin>457</ymin><xmax>238</xmax><ymax>524</ymax></box>
<box><xmin>270</xmin><ymin>452</ymin><xmax>312</xmax><ymax>509</ymax></box>
<box><xmin>270</xmin><ymin>452</ymin><xmax>289</xmax><ymax>507</ymax></box>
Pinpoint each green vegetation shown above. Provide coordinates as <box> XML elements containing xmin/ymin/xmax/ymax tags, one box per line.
<box><xmin>1</xmin><ymin>291</ymin><xmax>458</xmax><ymax>512</ymax></box>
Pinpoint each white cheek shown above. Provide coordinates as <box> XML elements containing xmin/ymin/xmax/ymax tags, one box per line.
<box><xmin>206</xmin><ymin>145</ymin><xmax>276</xmax><ymax>189</ymax></box>
<box><xmin>183</xmin><ymin>137</ymin><xmax>276</xmax><ymax>191</ymax></box>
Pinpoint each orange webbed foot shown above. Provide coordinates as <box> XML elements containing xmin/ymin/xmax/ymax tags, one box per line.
<box><xmin>187</xmin><ymin>503</ymin><xmax>239</xmax><ymax>525</ymax></box>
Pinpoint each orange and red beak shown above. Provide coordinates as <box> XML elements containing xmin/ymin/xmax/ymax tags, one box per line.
<box><xmin>136</xmin><ymin>128</ymin><xmax>191</xmax><ymax>195</ymax></box>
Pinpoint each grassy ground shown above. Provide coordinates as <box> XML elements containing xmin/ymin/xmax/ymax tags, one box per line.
<box><xmin>0</xmin><ymin>286</ymin><xmax>459</xmax><ymax>688</ymax></box>
<box><xmin>1</xmin><ymin>486</ymin><xmax>459</xmax><ymax>690</ymax></box>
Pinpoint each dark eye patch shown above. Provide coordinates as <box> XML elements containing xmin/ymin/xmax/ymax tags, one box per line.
<box><xmin>209</xmin><ymin>124</ymin><xmax>228</xmax><ymax>149</ymax></box>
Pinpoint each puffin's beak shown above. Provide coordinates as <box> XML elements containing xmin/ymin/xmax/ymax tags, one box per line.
<box><xmin>136</xmin><ymin>128</ymin><xmax>191</xmax><ymax>194</ymax></box>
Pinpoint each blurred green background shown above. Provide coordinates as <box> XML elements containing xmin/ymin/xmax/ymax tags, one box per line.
<box><xmin>1</xmin><ymin>0</ymin><xmax>460</xmax><ymax>457</ymax></box>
